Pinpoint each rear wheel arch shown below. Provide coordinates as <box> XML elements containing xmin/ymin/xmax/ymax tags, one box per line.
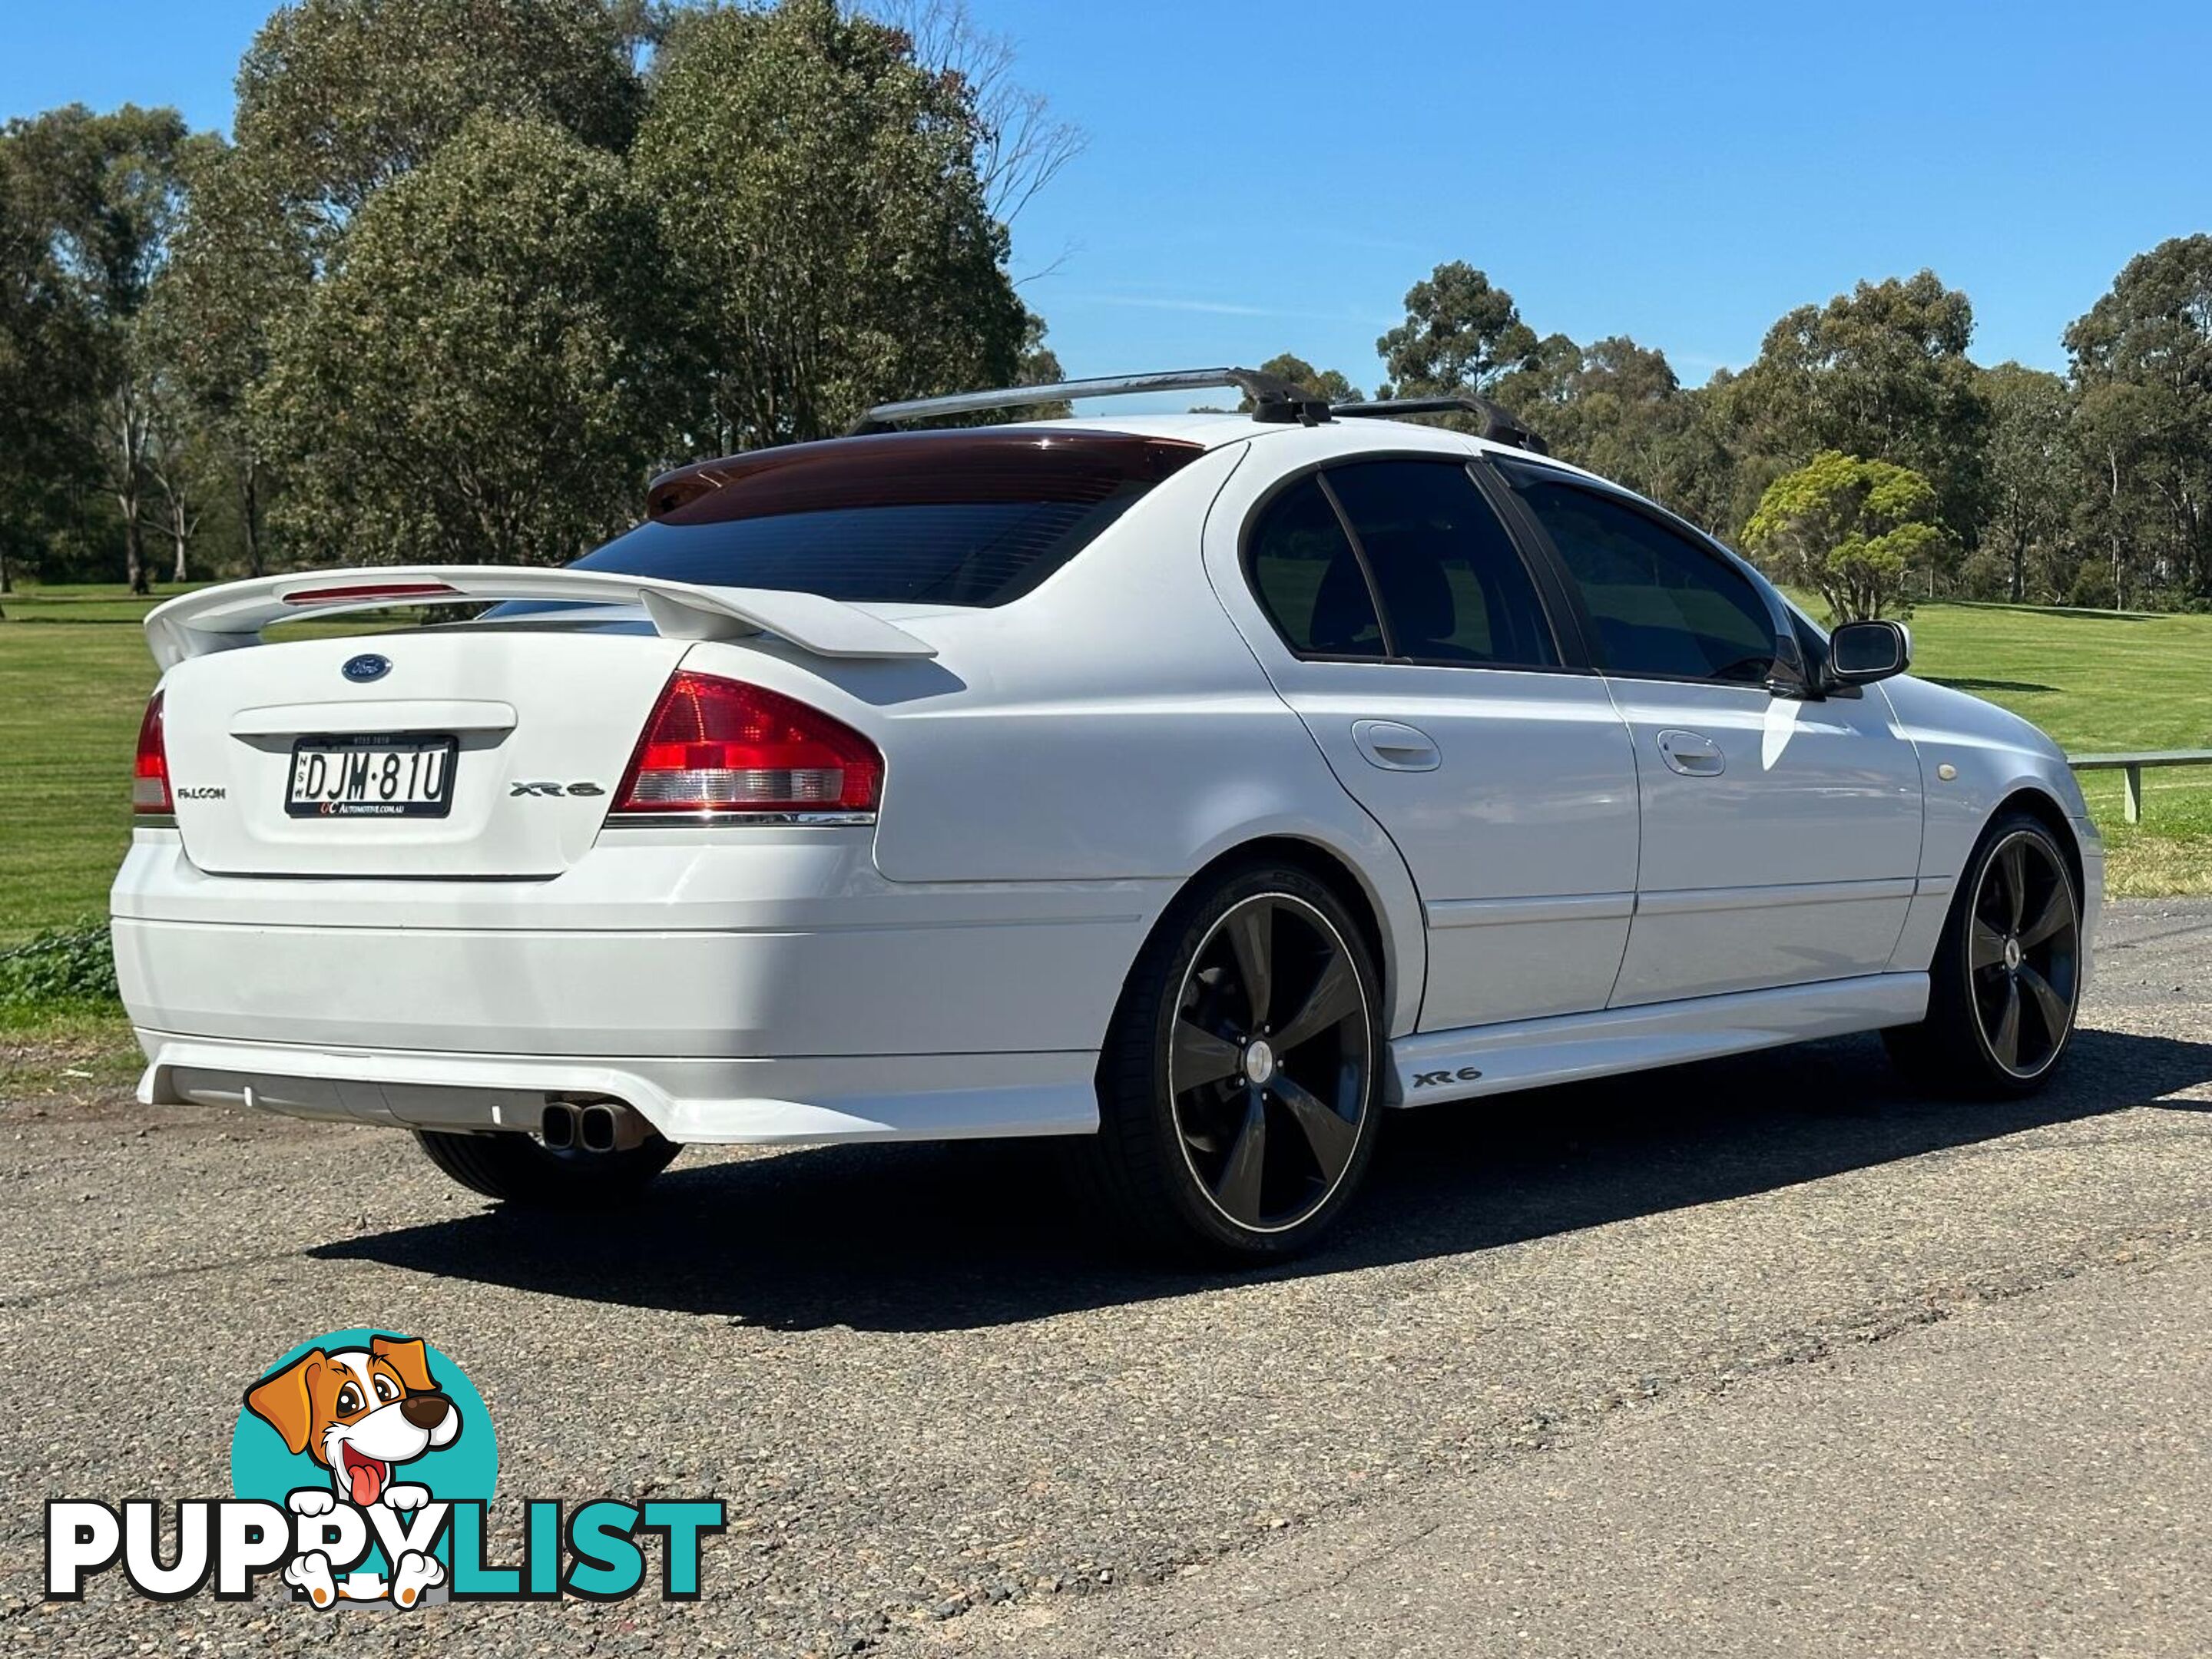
<box><xmin>1173</xmin><ymin>836</ymin><xmax>1402</xmax><ymax>1032</ymax></box>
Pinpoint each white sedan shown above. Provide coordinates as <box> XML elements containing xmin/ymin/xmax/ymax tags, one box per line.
<box><xmin>112</xmin><ymin>368</ymin><xmax>2100</xmax><ymax>1260</ymax></box>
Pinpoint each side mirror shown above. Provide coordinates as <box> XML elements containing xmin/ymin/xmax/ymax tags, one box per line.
<box><xmin>1826</xmin><ymin>618</ymin><xmax>1911</xmax><ymax>687</ymax></box>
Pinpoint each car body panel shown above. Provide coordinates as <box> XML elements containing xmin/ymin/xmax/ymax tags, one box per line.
<box><xmin>1876</xmin><ymin>671</ymin><xmax>2103</xmax><ymax>983</ymax></box>
<box><xmin>1195</xmin><ymin>426</ymin><xmax>1643</xmax><ymax>1029</ymax></box>
<box><xmin>111</xmin><ymin>410</ymin><xmax>2098</xmax><ymax>1151</ymax></box>
<box><xmin>112</xmin><ymin>829</ymin><xmax>1163</xmax><ymax>1057</ymax></box>
<box><xmin>157</xmin><ymin>629</ymin><xmax>689</xmax><ymax>878</ymax></box>
<box><xmin>1389</xmin><ymin>970</ymin><xmax>1931</xmax><ymax>1107</ymax></box>
<box><xmin>1601</xmin><ymin>677</ymin><xmax>1924</xmax><ymax>1004</ymax></box>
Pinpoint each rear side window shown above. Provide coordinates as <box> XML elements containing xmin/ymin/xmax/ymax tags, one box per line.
<box><xmin>1323</xmin><ymin>461</ymin><xmax>1559</xmax><ymax>668</ymax></box>
<box><xmin>1514</xmin><ymin>477</ymin><xmax>1779</xmax><ymax>684</ymax></box>
<box><xmin>1247</xmin><ymin>475</ymin><xmax>1385</xmax><ymax>657</ymax></box>
<box><xmin>568</xmin><ymin>430</ymin><xmax>1204</xmax><ymax>608</ymax></box>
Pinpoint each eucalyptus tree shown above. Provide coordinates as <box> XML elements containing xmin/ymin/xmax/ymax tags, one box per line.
<box><xmin>1725</xmin><ymin>271</ymin><xmax>1989</xmax><ymax>553</ymax></box>
<box><xmin>257</xmin><ymin>114</ymin><xmax>678</xmax><ymax>567</ymax></box>
<box><xmin>635</xmin><ymin>0</ymin><xmax>1028</xmax><ymax>449</ymax></box>
<box><xmin>2</xmin><ymin>104</ymin><xmax>215</xmax><ymax>591</ymax></box>
<box><xmin>2065</xmin><ymin>234</ymin><xmax>2212</xmax><ymax>604</ymax></box>
<box><xmin>1376</xmin><ymin>261</ymin><xmax>1539</xmax><ymax>403</ymax></box>
<box><xmin>1742</xmin><ymin>450</ymin><xmax>1947</xmax><ymax>621</ymax></box>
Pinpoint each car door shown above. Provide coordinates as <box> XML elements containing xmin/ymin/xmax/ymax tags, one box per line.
<box><xmin>1206</xmin><ymin>450</ymin><xmax>1641</xmax><ymax>1031</ymax></box>
<box><xmin>1495</xmin><ymin>463</ymin><xmax>1924</xmax><ymax>1006</ymax></box>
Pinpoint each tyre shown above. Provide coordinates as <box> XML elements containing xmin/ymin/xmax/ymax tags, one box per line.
<box><xmin>1883</xmin><ymin>810</ymin><xmax>2083</xmax><ymax>1098</ymax></box>
<box><xmin>414</xmin><ymin>1128</ymin><xmax>680</xmax><ymax>1209</ymax></box>
<box><xmin>1081</xmin><ymin>862</ymin><xmax>1383</xmax><ymax>1263</ymax></box>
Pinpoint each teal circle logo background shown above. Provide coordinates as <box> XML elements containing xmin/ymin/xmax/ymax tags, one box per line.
<box><xmin>230</xmin><ymin>1330</ymin><xmax>496</xmax><ymax>1566</ymax></box>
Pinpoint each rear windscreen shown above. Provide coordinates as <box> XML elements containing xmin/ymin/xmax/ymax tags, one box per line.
<box><xmin>565</xmin><ymin>429</ymin><xmax>1205</xmax><ymax>609</ymax></box>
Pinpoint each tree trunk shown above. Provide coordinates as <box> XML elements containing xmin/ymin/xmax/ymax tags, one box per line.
<box><xmin>123</xmin><ymin>504</ymin><xmax>148</xmax><ymax>596</ymax></box>
<box><xmin>170</xmin><ymin>500</ymin><xmax>189</xmax><ymax>584</ymax></box>
<box><xmin>2009</xmin><ymin>532</ymin><xmax>2025</xmax><ymax>604</ymax></box>
<box><xmin>240</xmin><ymin>462</ymin><xmax>263</xmax><ymax>578</ymax></box>
<box><xmin>2107</xmin><ymin>448</ymin><xmax>2125</xmax><ymax>612</ymax></box>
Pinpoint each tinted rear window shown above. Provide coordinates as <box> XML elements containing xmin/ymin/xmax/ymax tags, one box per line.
<box><xmin>571</xmin><ymin>429</ymin><xmax>1204</xmax><ymax>608</ymax></box>
<box><xmin>574</xmin><ymin>498</ymin><xmax>1143</xmax><ymax>608</ymax></box>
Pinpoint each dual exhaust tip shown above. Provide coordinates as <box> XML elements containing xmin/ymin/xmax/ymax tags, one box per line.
<box><xmin>540</xmin><ymin>1099</ymin><xmax>647</xmax><ymax>1154</ymax></box>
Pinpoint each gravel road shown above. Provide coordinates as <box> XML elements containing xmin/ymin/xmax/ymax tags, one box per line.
<box><xmin>3</xmin><ymin>899</ymin><xmax>2207</xmax><ymax>1657</ymax></box>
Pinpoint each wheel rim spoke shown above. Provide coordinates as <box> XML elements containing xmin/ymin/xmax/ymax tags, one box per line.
<box><xmin>1172</xmin><ymin>1016</ymin><xmax>1243</xmax><ymax>1090</ymax></box>
<box><xmin>1224</xmin><ymin>903</ymin><xmax>1273</xmax><ymax>1029</ymax></box>
<box><xmin>2017</xmin><ymin>964</ymin><xmax>2071</xmax><ymax>1046</ymax></box>
<box><xmin>1212</xmin><ymin>1088</ymin><xmax>1268</xmax><ymax>1224</ymax></box>
<box><xmin>1273</xmin><ymin>949</ymin><xmax>1359</xmax><ymax>1053</ymax></box>
<box><xmin>1998</xmin><ymin>840</ymin><xmax>2028</xmax><ymax>932</ymax></box>
<box><xmin>1968</xmin><ymin>917</ymin><xmax>2008</xmax><ymax>971</ymax></box>
<box><xmin>2016</xmin><ymin>884</ymin><xmax>2072</xmax><ymax>950</ymax></box>
<box><xmin>1269</xmin><ymin>1073</ymin><xmax>1359</xmax><ymax>1179</ymax></box>
<box><xmin>1989</xmin><ymin>979</ymin><xmax>2023</xmax><ymax>1070</ymax></box>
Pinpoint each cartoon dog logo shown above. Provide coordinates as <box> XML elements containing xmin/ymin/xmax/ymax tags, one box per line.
<box><xmin>243</xmin><ymin>1335</ymin><xmax>461</xmax><ymax>1607</ymax></box>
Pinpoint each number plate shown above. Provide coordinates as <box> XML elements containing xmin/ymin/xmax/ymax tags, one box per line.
<box><xmin>286</xmin><ymin>734</ymin><xmax>459</xmax><ymax>818</ymax></box>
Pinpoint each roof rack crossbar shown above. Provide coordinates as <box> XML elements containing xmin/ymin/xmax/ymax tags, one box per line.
<box><xmin>1329</xmin><ymin>395</ymin><xmax>1548</xmax><ymax>455</ymax></box>
<box><xmin>849</xmin><ymin>367</ymin><xmax>1334</xmax><ymax>434</ymax></box>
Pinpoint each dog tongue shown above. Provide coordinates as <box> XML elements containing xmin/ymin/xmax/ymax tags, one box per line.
<box><xmin>349</xmin><ymin>1460</ymin><xmax>384</xmax><ymax>1507</ymax></box>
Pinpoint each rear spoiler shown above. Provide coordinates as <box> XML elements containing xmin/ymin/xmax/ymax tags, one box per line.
<box><xmin>141</xmin><ymin>566</ymin><xmax>938</xmax><ymax>671</ymax></box>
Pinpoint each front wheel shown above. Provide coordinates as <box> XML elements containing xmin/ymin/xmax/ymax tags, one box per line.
<box><xmin>1080</xmin><ymin>863</ymin><xmax>1383</xmax><ymax>1263</ymax></box>
<box><xmin>415</xmin><ymin>1128</ymin><xmax>680</xmax><ymax>1209</ymax></box>
<box><xmin>1884</xmin><ymin>811</ymin><xmax>2083</xmax><ymax>1097</ymax></box>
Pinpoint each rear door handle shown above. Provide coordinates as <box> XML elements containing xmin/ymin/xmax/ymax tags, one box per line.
<box><xmin>1352</xmin><ymin>719</ymin><xmax>1441</xmax><ymax>773</ymax></box>
<box><xmin>1656</xmin><ymin>728</ymin><xmax>1725</xmax><ymax>777</ymax></box>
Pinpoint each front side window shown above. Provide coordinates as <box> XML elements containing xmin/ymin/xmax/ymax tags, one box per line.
<box><xmin>1323</xmin><ymin>461</ymin><xmax>1559</xmax><ymax>668</ymax></box>
<box><xmin>1514</xmin><ymin>476</ymin><xmax>1779</xmax><ymax>684</ymax></box>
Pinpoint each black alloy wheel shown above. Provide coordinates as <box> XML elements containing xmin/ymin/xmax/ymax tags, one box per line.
<box><xmin>1168</xmin><ymin>892</ymin><xmax>1372</xmax><ymax>1233</ymax></box>
<box><xmin>1965</xmin><ymin>827</ymin><xmax>2081</xmax><ymax>1081</ymax></box>
<box><xmin>1885</xmin><ymin>810</ymin><xmax>2083</xmax><ymax>1097</ymax></box>
<box><xmin>1081</xmin><ymin>863</ymin><xmax>1383</xmax><ymax>1261</ymax></box>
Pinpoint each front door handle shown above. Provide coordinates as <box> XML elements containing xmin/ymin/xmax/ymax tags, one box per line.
<box><xmin>1656</xmin><ymin>728</ymin><xmax>1725</xmax><ymax>777</ymax></box>
<box><xmin>1352</xmin><ymin>719</ymin><xmax>1441</xmax><ymax>773</ymax></box>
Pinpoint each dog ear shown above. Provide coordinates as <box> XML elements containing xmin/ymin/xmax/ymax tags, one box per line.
<box><xmin>370</xmin><ymin>1334</ymin><xmax>436</xmax><ymax>1395</ymax></box>
<box><xmin>243</xmin><ymin>1351</ymin><xmax>325</xmax><ymax>1456</ymax></box>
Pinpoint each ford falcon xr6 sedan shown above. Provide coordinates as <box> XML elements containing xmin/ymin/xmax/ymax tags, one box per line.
<box><xmin>114</xmin><ymin>367</ymin><xmax>2100</xmax><ymax>1260</ymax></box>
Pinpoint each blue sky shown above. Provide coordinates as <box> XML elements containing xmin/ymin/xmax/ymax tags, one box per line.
<box><xmin>6</xmin><ymin>0</ymin><xmax>2209</xmax><ymax>396</ymax></box>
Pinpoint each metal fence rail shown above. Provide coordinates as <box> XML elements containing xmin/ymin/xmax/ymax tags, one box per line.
<box><xmin>2067</xmin><ymin>750</ymin><xmax>2212</xmax><ymax>823</ymax></box>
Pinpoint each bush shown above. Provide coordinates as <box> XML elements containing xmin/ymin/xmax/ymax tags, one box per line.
<box><xmin>0</xmin><ymin>922</ymin><xmax>120</xmax><ymax>1009</ymax></box>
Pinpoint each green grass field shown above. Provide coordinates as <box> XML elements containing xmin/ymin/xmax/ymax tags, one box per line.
<box><xmin>1899</xmin><ymin>601</ymin><xmax>2212</xmax><ymax>897</ymax></box>
<box><xmin>1</xmin><ymin>584</ymin><xmax>169</xmax><ymax>942</ymax></box>
<box><xmin>2</xmin><ymin>583</ymin><xmax>2209</xmax><ymax>955</ymax></box>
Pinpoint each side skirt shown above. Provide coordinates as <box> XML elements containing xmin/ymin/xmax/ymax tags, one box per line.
<box><xmin>1386</xmin><ymin>972</ymin><xmax>1929</xmax><ymax>1107</ymax></box>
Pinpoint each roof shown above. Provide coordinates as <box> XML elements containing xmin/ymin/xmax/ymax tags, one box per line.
<box><xmin>992</xmin><ymin>412</ymin><xmax>1609</xmax><ymax>476</ymax></box>
<box><xmin>641</xmin><ymin>412</ymin><xmax>1610</xmax><ymax>523</ymax></box>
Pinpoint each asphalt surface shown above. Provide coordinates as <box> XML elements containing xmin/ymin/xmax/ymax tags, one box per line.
<box><xmin>2</xmin><ymin>899</ymin><xmax>2207</xmax><ymax>1657</ymax></box>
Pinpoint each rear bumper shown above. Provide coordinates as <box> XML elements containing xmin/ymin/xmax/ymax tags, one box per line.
<box><xmin>137</xmin><ymin>1031</ymin><xmax>1099</xmax><ymax>1144</ymax></box>
<box><xmin>112</xmin><ymin>828</ymin><xmax>1163</xmax><ymax>1141</ymax></box>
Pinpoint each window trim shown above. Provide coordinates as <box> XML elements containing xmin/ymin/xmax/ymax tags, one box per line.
<box><xmin>1313</xmin><ymin>470</ymin><xmax>1401</xmax><ymax>659</ymax></box>
<box><xmin>1237</xmin><ymin>452</ymin><xmax>1591</xmax><ymax>676</ymax></box>
<box><xmin>1487</xmin><ymin>459</ymin><xmax>1808</xmax><ymax>694</ymax></box>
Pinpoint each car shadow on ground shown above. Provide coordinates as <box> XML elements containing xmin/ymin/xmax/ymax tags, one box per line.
<box><xmin>313</xmin><ymin>1025</ymin><xmax>2212</xmax><ymax>1333</ymax></box>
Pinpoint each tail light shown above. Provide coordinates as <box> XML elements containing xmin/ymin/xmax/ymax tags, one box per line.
<box><xmin>133</xmin><ymin>690</ymin><xmax>173</xmax><ymax>815</ymax></box>
<box><xmin>612</xmin><ymin>671</ymin><xmax>882</xmax><ymax>815</ymax></box>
